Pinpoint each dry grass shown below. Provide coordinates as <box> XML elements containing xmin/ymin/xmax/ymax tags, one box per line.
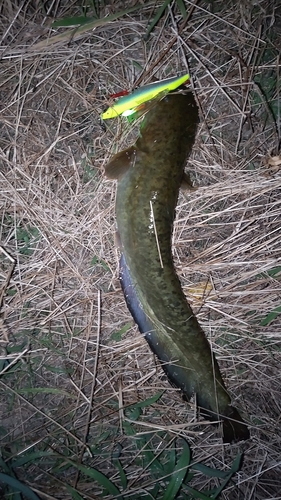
<box><xmin>1</xmin><ymin>0</ymin><xmax>281</xmax><ymax>498</ymax></box>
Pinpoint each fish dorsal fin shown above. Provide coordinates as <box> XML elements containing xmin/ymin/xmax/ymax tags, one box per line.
<box><xmin>104</xmin><ymin>146</ymin><xmax>136</xmax><ymax>180</ymax></box>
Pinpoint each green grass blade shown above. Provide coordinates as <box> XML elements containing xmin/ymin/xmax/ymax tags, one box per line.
<box><xmin>110</xmin><ymin>322</ymin><xmax>132</xmax><ymax>341</ymax></box>
<box><xmin>91</xmin><ymin>255</ymin><xmax>111</xmax><ymax>272</ymax></box>
<box><xmin>184</xmin><ymin>484</ymin><xmax>216</xmax><ymax>499</ymax></box>
<box><xmin>122</xmin><ymin>419</ymin><xmax>135</xmax><ymax>437</ymax></box>
<box><xmin>176</xmin><ymin>0</ymin><xmax>188</xmax><ymax>19</ymax></box>
<box><xmin>267</xmin><ymin>266</ymin><xmax>281</xmax><ymax>277</ymax></box>
<box><xmin>67</xmin><ymin>460</ymin><xmax>123</xmax><ymax>498</ymax></box>
<box><xmin>142</xmin><ymin>448</ymin><xmax>164</xmax><ymax>475</ymax></box>
<box><xmin>145</xmin><ymin>0</ymin><xmax>171</xmax><ymax>40</ymax></box>
<box><xmin>260</xmin><ymin>304</ymin><xmax>281</xmax><ymax>326</ymax></box>
<box><xmin>149</xmin><ymin>482</ymin><xmax>161</xmax><ymax>498</ymax></box>
<box><xmin>207</xmin><ymin>453</ymin><xmax>243</xmax><ymax>499</ymax></box>
<box><xmin>52</xmin><ymin>16</ymin><xmax>98</xmax><ymax>27</ymax></box>
<box><xmin>11</xmin><ymin>451</ymin><xmax>55</xmax><ymax>468</ymax></box>
<box><xmin>259</xmin><ymin>266</ymin><xmax>281</xmax><ymax>278</ymax></box>
<box><xmin>123</xmin><ymin>424</ymin><xmax>164</xmax><ymax>476</ymax></box>
<box><xmin>127</xmin><ymin>391</ymin><xmax>164</xmax><ymax>411</ymax></box>
<box><xmin>17</xmin><ymin>387</ymin><xmax>76</xmax><ymax>398</ymax></box>
<box><xmin>0</xmin><ymin>456</ymin><xmax>11</xmax><ymax>474</ymax></box>
<box><xmin>65</xmin><ymin>485</ymin><xmax>85</xmax><ymax>499</ymax></box>
<box><xmin>191</xmin><ymin>462</ymin><xmax>230</xmax><ymax>479</ymax></box>
<box><xmin>165</xmin><ymin>445</ymin><xmax>176</xmax><ymax>474</ymax></box>
<box><xmin>0</xmin><ymin>473</ymin><xmax>41</xmax><ymax>500</ymax></box>
<box><xmin>126</xmin><ymin>406</ymin><xmax>142</xmax><ymax>421</ymax></box>
<box><xmin>115</xmin><ymin>459</ymin><xmax>127</xmax><ymax>490</ymax></box>
<box><xmin>210</xmin><ymin>472</ymin><xmax>235</xmax><ymax>499</ymax></box>
<box><xmin>162</xmin><ymin>440</ymin><xmax>191</xmax><ymax>500</ymax></box>
<box><xmin>32</xmin><ymin>4</ymin><xmax>149</xmax><ymax>50</ymax></box>
<box><xmin>229</xmin><ymin>453</ymin><xmax>243</xmax><ymax>473</ymax></box>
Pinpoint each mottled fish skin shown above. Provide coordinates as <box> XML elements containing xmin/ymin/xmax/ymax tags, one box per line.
<box><xmin>105</xmin><ymin>93</ymin><xmax>249</xmax><ymax>442</ymax></box>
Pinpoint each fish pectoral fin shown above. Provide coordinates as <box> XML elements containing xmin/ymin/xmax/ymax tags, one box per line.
<box><xmin>104</xmin><ymin>146</ymin><xmax>136</xmax><ymax>179</ymax></box>
<box><xmin>181</xmin><ymin>171</ymin><xmax>197</xmax><ymax>191</ymax></box>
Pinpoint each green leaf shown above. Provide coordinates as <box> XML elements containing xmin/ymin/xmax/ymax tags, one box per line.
<box><xmin>67</xmin><ymin>460</ymin><xmax>123</xmax><ymax>498</ymax></box>
<box><xmin>229</xmin><ymin>452</ymin><xmax>243</xmax><ymax>474</ymax></box>
<box><xmin>145</xmin><ymin>0</ymin><xmax>171</xmax><ymax>40</ymax></box>
<box><xmin>127</xmin><ymin>391</ymin><xmax>164</xmax><ymax>410</ymax></box>
<box><xmin>0</xmin><ymin>473</ymin><xmax>41</xmax><ymax>500</ymax></box>
<box><xmin>32</xmin><ymin>4</ymin><xmax>147</xmax><ymax>50</ymax></box>
<box><xmin>266</xmin><ymin>266</ymin><xmax>281</xmax><ymax>277</ymax></box>
<box><xmin>176</xmin><ymin>0</ymin><xmax>188</xmax><ymax>19</ymax></box>
<box><xmin>126</xmin><ymin>406</ymin><xmax>142</xmax><ymax>421</ymax></box>
<box><xmin>260</xmin><ymin>305</ymin><xmax>281</xmax><ymax>326</ymax></box>
<box><xmin>65</xmin><ymin>485</ymin><xmax>85</xmax><ymax>500</ymax></box>
<box><xmin>208</xmin><ymin>453</ymin><xmax>243</xmax><ymax>499</ymax></box>
<box><xmin>184</xmin><ymin>484</ymin><xmax>215</xmax><ymax>499</ymax></box>
<box><xmin>165</xmin><ymin>446</ymin><xmax>176</xmax><ymax>475</ymax></box>
<box><xmin>122</xmin><ymin>419</ymin><xmax>136</xmax><ymax>437</ymax></box>
<box><xmin>11</xmin><ymin>451</ymin><xmax>55</xmax><ymax>468</ymax></box>
<box><xmin>110</xmin><ymin>322</ymin><xmax>132</xmax><ymax>341</ymax></box>
<box><xmin>125</xmin><ymin>428</ymin><xmax>164</xmax><ymax>476</ymax></box>
<box><xmin>0</xmin><ymin>456</ymin><xmax>12</xmax><ymax>474</ymax></box>
<box><xmin>115</xmin><ymin>459</ymin><xmax>127</xmax><ymax>490</ymax></box>
<box><xmin>132</xmin><ymin>60</ymin><xmax>143</xmax><ymax>70</ymax></box>
<box><xmin>255</xmin><ymin>266</ymin><xmax>281</xmax><ymax>281</ymax></box>
<box><xmin>91</xmin><ymin>255</ymin><xmax>111</xmax><ymax>272</ymax></box>
<box><xmin>142</xmin><ymin>447</ymin><xmax>164</xmax><ymax>476</ymax></box>
<box><xmin>124</xmin><ymin>391</ymin><xmax>163</xmax><ymax>421</ymax></box>
<box><xmin>0</xmin><ymin>357</ymin><xmax>9</xmax><ymax>372</ymax></box>
<box><xmin>192</xmin><ymin>462</ymin><xmax>231</xmax><ymax>479</ymax></box>
<box><xmin>6</xmin><ymin>343</ymin><xmax>27</xmax><ymax>354</ymax></box>
<box><xmin>43</xmin><ymin>364</ymin><xmax>74</xmax><ymax>375</ymax></box>
<box><xmin>149</xmin><ymin>482</ymin><xmax>161</xmax><ymax>498</ymax></box>
<box><xmin>17</xmin><ymin>387</ymin><xmax>76</xmax><ymax>398</ymax></box>
<box><xmin>52</xmin><ymin>15</ymin><xmax>97</xmax><ymax>27</ymax></box>
<box><xmin>162</xmin><ymin>440</ymin><xmax>191</xmax><ymax>500</ymax></box>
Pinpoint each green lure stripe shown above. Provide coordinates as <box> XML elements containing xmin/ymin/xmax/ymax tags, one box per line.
<box><xmin>101</xmin><ymin>73</ymin><xmax>189</xmax><ymax>119</ymax></box>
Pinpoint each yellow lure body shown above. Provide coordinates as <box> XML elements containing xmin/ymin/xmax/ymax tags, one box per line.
<box><xmin>101</xmin><ymin>73</ymin><xmax>190</xmax><ymax>119</ymax></box>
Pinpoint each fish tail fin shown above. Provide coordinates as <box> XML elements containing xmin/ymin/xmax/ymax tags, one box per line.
<box><xmin>221</xmin><ymin>406</ymin><xmax>250</xmax><ymax>443</ymax></box>
<box><xmin>119</xmin><ymin>254</ymin><xmax>250</xmax><ymax>444</ymax></box>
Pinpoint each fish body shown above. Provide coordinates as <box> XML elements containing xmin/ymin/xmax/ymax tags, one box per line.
<box><xmin>104</xmin><ymin>93</ymin><xmax>249</xmax><ymax>442</ymax></box>
<box><xmin>101</xmin><ymin>73</ymin><xmax>189</xmax><ymax>119</ymax></box>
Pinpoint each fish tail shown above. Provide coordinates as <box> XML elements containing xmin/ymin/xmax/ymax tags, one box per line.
<box><xmin>220</xmin><ymin>406</ymin><xmax>250</xmax><ymax>443</ymax></box>
<box><xmin>204</xmin><ymin>405</ymin><xmax>249</xmax><ymax>443</ymax></box>
<box><xmin>120</xmin><ymin>253</ymin><xmax>250</xmax><ymax>443</ymax></box>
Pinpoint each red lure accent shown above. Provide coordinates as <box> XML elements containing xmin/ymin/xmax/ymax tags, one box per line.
<box><xmin>109</xmin><ymin>90</ymin><xmax>130</xmax><ymax>99</ymax></box>
<box><xmin>109</xmin><ymin>78</ymin><xmax>189</xmax><ymax>100</ymax></box>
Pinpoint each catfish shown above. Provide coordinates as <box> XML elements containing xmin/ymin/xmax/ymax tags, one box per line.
<box><xmin>104</xmin><ymin>92</ymin><xmax>249</xmax><ymax>442</ymax></box>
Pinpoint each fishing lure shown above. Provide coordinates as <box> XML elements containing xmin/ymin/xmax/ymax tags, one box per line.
<box><xmin>101</xmin><ymin>73</ymin><xmax>190</xmax><ymax>119</ymax></box>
